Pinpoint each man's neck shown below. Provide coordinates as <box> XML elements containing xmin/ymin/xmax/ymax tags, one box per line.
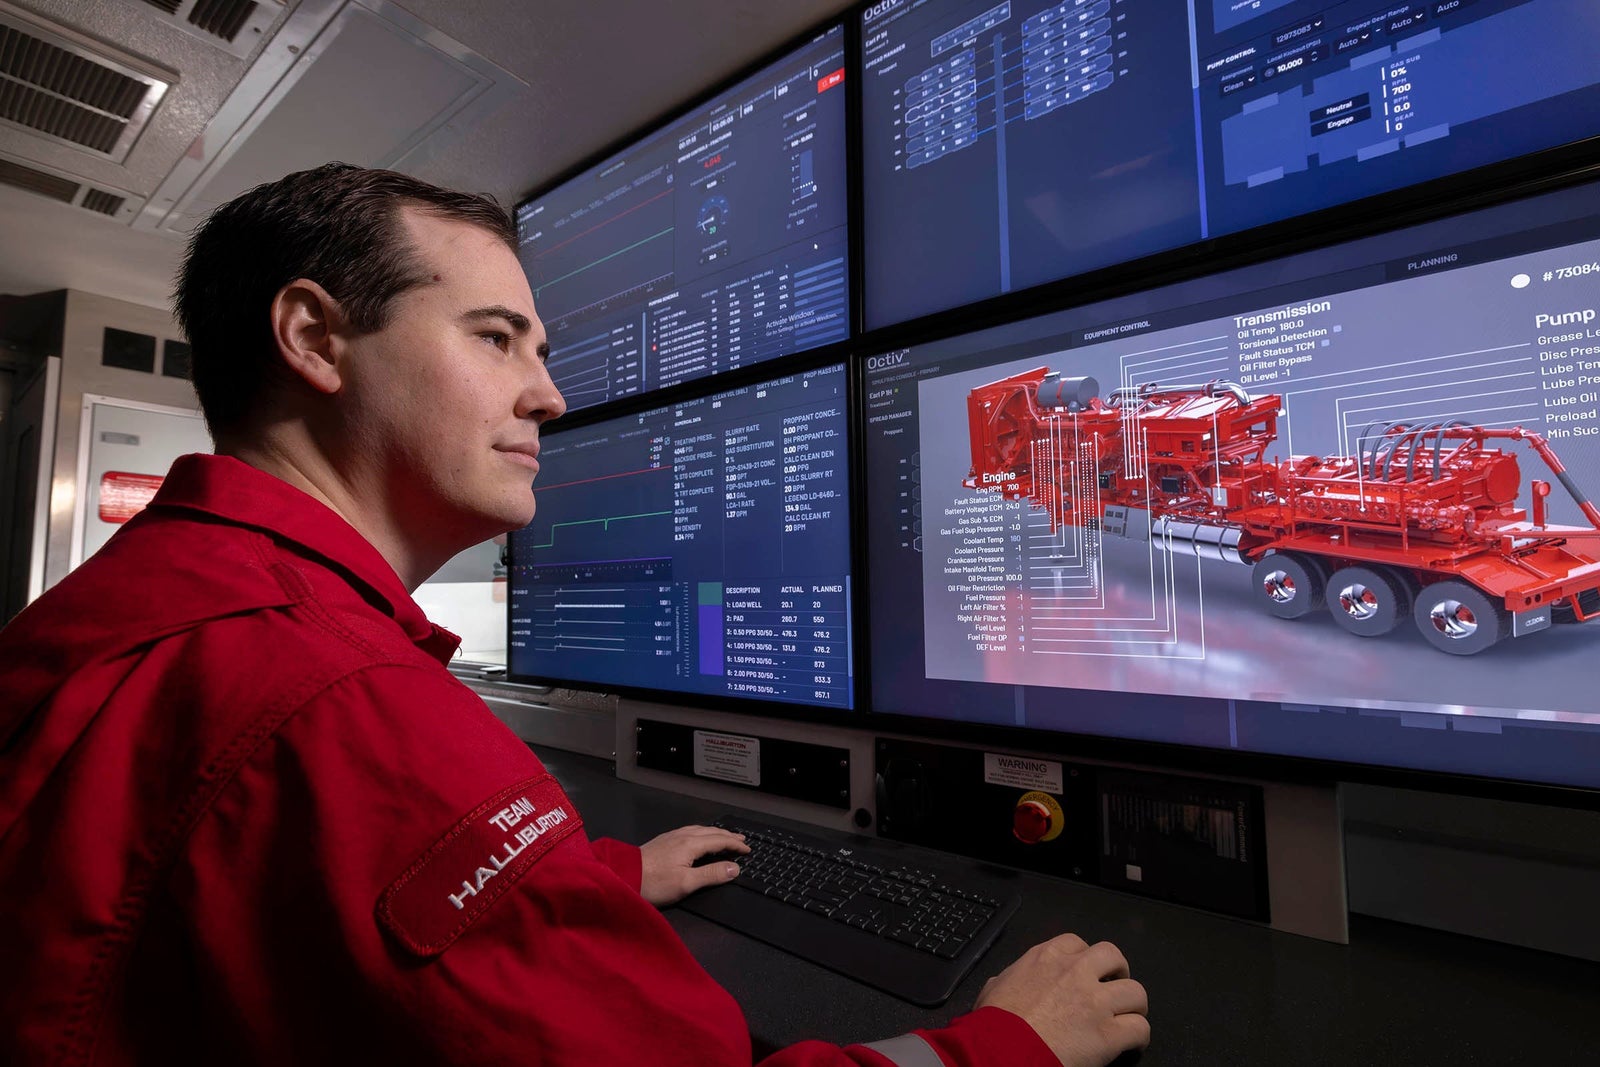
<box><xmin>218</xmin><ymin>435</ymin><xmax>441</xmax><ymax>592</ymax></box>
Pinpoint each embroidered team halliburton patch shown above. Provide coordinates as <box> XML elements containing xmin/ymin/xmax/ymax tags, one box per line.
<box><xmin>378</xmin><ymin>774</ymin><xmax>583</xmax><ymax>956</ymax></box>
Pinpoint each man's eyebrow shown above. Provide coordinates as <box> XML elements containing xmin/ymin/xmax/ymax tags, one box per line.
<box><xmin>460</xmin><ymin>305</ymin><xmax>532</xmax><ymax>334</ymax></box>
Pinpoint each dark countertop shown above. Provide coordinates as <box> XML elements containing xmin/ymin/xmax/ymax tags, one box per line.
<box><xmin>540</xmin><ymin>747</ymin><xmax>1600</xmax><ymax>1065</ymax></box>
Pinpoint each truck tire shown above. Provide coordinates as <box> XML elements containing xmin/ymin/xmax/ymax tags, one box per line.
<box><xmin>1414</xmin><ymin>580</ymin><xmax>1508</xmax><ymax>655</ymax></box>
<box><xmin>1251</xmin><ymin>552</ymin><xmax>1324</xmax><ymax>619</ymax></box>
<box><xmin>1326</xmin><ymin>564</ymin><xmax>1407</xmax><ymax>637</ymax></box>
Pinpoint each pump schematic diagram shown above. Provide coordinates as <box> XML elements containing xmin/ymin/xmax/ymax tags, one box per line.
<box><xmin>963</xmin><ymin>367</ymin><xmax>1600</xmax><ymax>655</ymax></box>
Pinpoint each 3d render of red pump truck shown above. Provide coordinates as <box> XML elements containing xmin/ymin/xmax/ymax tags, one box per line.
<box><xmin>963</xmin><ymin>367</ymin><xmax>1600</xmax><ymax>655</ymax></box>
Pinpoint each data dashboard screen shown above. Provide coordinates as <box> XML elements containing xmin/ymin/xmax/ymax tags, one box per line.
<box><xmin>860</xmin><ymin>0</ymin><xmax>1600</xmax><ymax>328</ymax></box>
<box><xmin>862</xmin><ymin>178</ymin><xmax>1600</xmax><ymax>790</ymax></box>
<box><xmin>517</xmin><ymin>26</ymin><xmax>849</xmax><ymax>413</ymax></box>
<box><xmin>508</xmin><ymin>364</ymin><xmax>852</xmax><ymax>709</ymax></box>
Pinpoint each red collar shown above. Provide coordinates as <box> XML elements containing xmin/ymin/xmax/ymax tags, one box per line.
<box><xmin>149</xmin><ymin>454</ymin><xmax>461</xmax><ymax>664</ymax></box>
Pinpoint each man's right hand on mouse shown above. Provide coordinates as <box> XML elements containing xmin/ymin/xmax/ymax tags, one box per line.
<box><xmin>975</xmin><ymin>933</ymin><xmax>1150</xmax><ymax>1067</ymax></box>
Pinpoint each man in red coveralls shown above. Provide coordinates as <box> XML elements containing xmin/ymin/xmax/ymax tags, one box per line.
<box><xmin>0</xmin><ymin>164</ymin><xmax>1148</xmax><ymax>1066</ymax></box>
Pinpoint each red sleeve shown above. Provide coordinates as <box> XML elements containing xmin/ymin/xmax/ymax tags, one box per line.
<box><xmin>756</xmin><ymin>1007</ymin><xmax>1055</xmax><ymax>1067</ymax></box>
<box><xmin>170</xmin><ymin>666</ymin><xmax>751</xmax><ymax>1064</ymax></box>
<box><xmin>589</xmin><ymin>836</ymin><xmax>643</xmax><ymax>891</ymax></box>
<box><xmin>914</xmin><ymin>1007</ymin><xmax>1057</xmax><ymax>1066</ymax></box>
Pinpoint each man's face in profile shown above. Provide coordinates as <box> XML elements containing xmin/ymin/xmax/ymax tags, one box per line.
<box><xmin>334</xmin><ymin>206</ymin><xmax>566</xmax><ymax>549</ymax></box>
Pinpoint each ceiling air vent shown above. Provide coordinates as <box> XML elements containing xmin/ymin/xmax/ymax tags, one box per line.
<box><xmin>80</xmin><ymin>188</ymin><xmax>126</xmax><ymax>216</ymax></box>
<box><xmin>0</xmin><ymin>2</ymin><xmax>171</xmax><ymax>162</ymax></box>
<box><xmin>188</xmin><ymin>0</ymin><xmax>257</xmax><ymax>43</ymax></box>
<box><xmin>0</xmin><ymin>154</ymin><xmax>78</xmax><ymax>202</ymax></box>
<box><xmin>136</xmin><ymin>0</ymin><xmax>279</xmax><ymax>58</ymax></box>
<box><xmin>0</xmin><ymin>150</ymin><xmax>140</xmax><ymax>220</ymax></box>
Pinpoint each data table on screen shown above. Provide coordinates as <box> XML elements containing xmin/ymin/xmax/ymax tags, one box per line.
<box><xmin>518</xmin><ymin>26</ymin><xmax>850</xmax><ymax>412</ymax></box>
<box><xmin>509</xmin><ymin>365</ymin><xmax>853</xmax><ymax>709</ymax></box>
<box><xmin>860</xmin><ymin>0</ymin><xmax>1600</xmax><ymax>328</ymax></box>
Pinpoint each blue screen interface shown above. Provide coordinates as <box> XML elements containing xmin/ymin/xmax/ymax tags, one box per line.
<box><xmin>518</xmin><ymin>26</ymin><xmax>849</xmax><ymax>412</ymax></box>
<box><xmin>861</xmin><ymin>0</ymin><xmax>1600</xmax><ymax>328</ymax></box>
<box><xmin>509</xmin><ymin>364</ymin><xmax>852</xmax><ymax>709</ymax></box>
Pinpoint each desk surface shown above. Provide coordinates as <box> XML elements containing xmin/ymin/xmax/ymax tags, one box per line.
<box><xmin>539</xmin><ymin>747</ymin><xmax>1600</xmax><ymax>1065</ymax></box>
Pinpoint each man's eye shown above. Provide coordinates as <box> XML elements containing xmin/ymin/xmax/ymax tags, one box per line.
<box><xmin>481</xmin><ymin>332</ymin><xmax>511</xmax><ymax>349</ymax></box>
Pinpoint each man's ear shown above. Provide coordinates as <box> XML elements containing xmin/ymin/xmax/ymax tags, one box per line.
<box><xmin>270</xmin><ymin>279</ymin><xmax>348</xmax><ymax>396</ymax></box>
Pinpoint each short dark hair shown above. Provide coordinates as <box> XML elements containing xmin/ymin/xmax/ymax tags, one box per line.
<box><xmin>173</xmin><ymin>162</ymin><xmax>517</xmax><ymax>437</ymax></box>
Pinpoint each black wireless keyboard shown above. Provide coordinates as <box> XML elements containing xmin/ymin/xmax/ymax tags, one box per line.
<box><xmin>679</xmin><ymin>815</ymin><xmax>1021</xmax><ymax>1006</ymax></box>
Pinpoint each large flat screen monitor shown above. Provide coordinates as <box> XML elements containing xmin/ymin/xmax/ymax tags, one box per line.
<box><xmin>860</xmin><ymin>0</ymin><xmax>1600</xmax><ymax>329</ymax></box>
<box><xmin>508</xmin><ymin>363</ymin><xmax>853</xmax><ymax>710</ymax></box>
<box><xmin>516</xmin><ymin>25</ymin><xmax>850</xmax><ymax>412</ymax></box>
<box><xmin>862</xmin><ymin>176</ymin><xmax>1600</xmax><ymax>795</ymax></box>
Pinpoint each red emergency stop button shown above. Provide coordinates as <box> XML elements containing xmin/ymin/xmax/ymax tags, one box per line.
<box><xmin>1012</xmin><ymin>790</ymin><xmax>1064</xmax><ymax>844</ymax></box>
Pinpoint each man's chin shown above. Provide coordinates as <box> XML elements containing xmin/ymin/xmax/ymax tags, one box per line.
<box><xmin>501</xmin><ymin>497</ymin><xmax>536</xmax><ymax>533</ymax></box>
<box><xmin>456</xmin><ymin>500</ymin><xmax>535</xmax><ymax>543</ymax></box>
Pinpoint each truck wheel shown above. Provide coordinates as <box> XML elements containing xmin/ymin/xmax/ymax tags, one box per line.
<box><xmin>1326</xmin><ymin>565</ymin><xmax>1406</xmax><ymax>637</ymax></box>
<box><xmin>1251</xmin><ymin>553</ymin><xmax>1324</xmax><ymax>619</ymax></box>
<box><xmin>1414</xmin><ymin>581</ymin><xmax>1508</xmax><ymax>655</ymax></box>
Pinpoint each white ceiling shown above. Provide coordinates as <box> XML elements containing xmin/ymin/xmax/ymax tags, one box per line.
<box><xmin>0</xmin><ymin>0</ymin><xmax>855</xmax><ymax>311</ymax></box>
